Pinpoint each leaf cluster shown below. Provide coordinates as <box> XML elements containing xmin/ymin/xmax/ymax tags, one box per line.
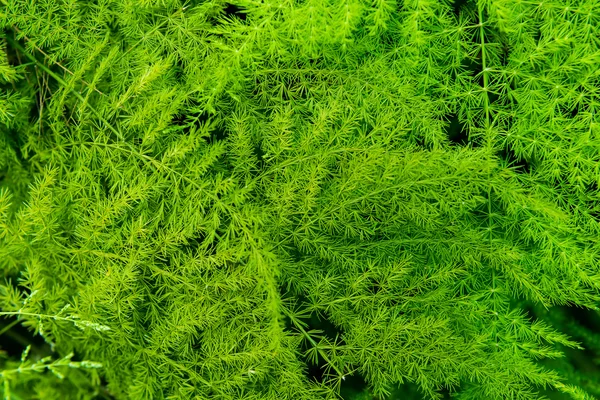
<box><xmin>1</xmin><ymin>0</ymin><xmax>600</xmax><ymax>399</ymax></box>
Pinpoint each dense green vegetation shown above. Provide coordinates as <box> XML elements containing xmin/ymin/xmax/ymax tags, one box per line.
<box><xmin>1</xmin><ymin>0</ymin><xmax>600</xmax><ymax>398</ymax></box>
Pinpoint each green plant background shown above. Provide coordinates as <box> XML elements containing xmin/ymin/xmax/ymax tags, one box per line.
<box><xmin>1</xmin><ymin>0</ymin><xmax>600</xmax><ymax>399</ymax></box>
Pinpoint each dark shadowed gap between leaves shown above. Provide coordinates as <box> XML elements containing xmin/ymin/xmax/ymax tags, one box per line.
<box><xmin>452</xmin><ymin>0</ymin><xmax>469</xmax><ymax>16</ymax></box>
<box><xmin>99</xmin><ymin>174</ymin><xmax>111</xmax><ymax>198</ymax></box>
<box><xmin>528</xmin><ymin>303</ymin><xmax>600</xmax><ymax>397</ymax></box>
<box><xmin>224</xmin><ymin>3</ymin><xmax>247</xmax><ymax>21</ymax></box>
<box><xmin>585</xmin><ymin>182</ymin><xmax>600</xmax><ymax>222</ymax></box>
<box><xmin>387</xmin><ymin>381</ymin><xmax>452</xmax><ymax>399</ymax></box>
<box><xmin>179</xmin><ymin>233</ymin><xmax>218</xmax><ymax>257</ymax></box>
<box><xmin>568</xmin><ymin>306</ymin><xmax>600</xmax><ymax>333</ymax></box>
<box><xmin>461</xmin><ymin>54</ymin><xmax>481</xmax><ymax>81</ymax></box>
<box><xmin>0</xmin><ymin>316</ymin><xmax>50</xmax><ymax>358</ymax></box>
<box><xmin>4</xmin><ymin>129</ymin><xmax>26</xmax><ymax>166</ymax></box>
<box><xmin>339</xmin><ymin>373</ymin><xmax>369</xmax><ymax>399</ymax></box>
<box><xmin>279</xmin><ymin>290</ymin><xmax>346</xmax><ymax>384</ymax></box>
<box><xmin>208</xmin><ymin>126</ymin><xmax>228</xmax><ymax>143</ymax></box>
<box><xmin>170</xmin><ymin>108</ymin><xmax>206</xmax><ymax>131</ymax></box>
<box><xmin>301</xmin><ymin>312</ymin><xmax>343</xmax><ymax>383</ymax></box>
<box><xmin>253</xmin><ymin>142</ymin><xmax>266</xmax><ymax>170</ymax></box>
<box><xmin>171</xmin><ymin>110</ymin><xmax>230</xmax><ymax>146</ymax></box>
<box><xmin>444</xmin><ymin>114</ymin><xmax>469</xmax><ymax>146</ymax></box>
<box><xmin>498</xmin><ymin>145</ymin><xmax>531</xmax><ymax>174</ymax></box>
<box><xmin>570</xmin><ymin>105</ymin><xmax>580</xmax><ymax>119</ymax></box>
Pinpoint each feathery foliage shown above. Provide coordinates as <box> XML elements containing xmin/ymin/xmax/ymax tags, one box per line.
<box><xmin>1</xmin><ymin>0</ymin><xmax>600</xmax><ymax>399</ymax></box>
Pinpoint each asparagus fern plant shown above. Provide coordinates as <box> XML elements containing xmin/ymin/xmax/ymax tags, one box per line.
<box><xmin>1</xmin><ymin>0</ymin><xmax>600</xmax><ymax>399</ymax></box>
